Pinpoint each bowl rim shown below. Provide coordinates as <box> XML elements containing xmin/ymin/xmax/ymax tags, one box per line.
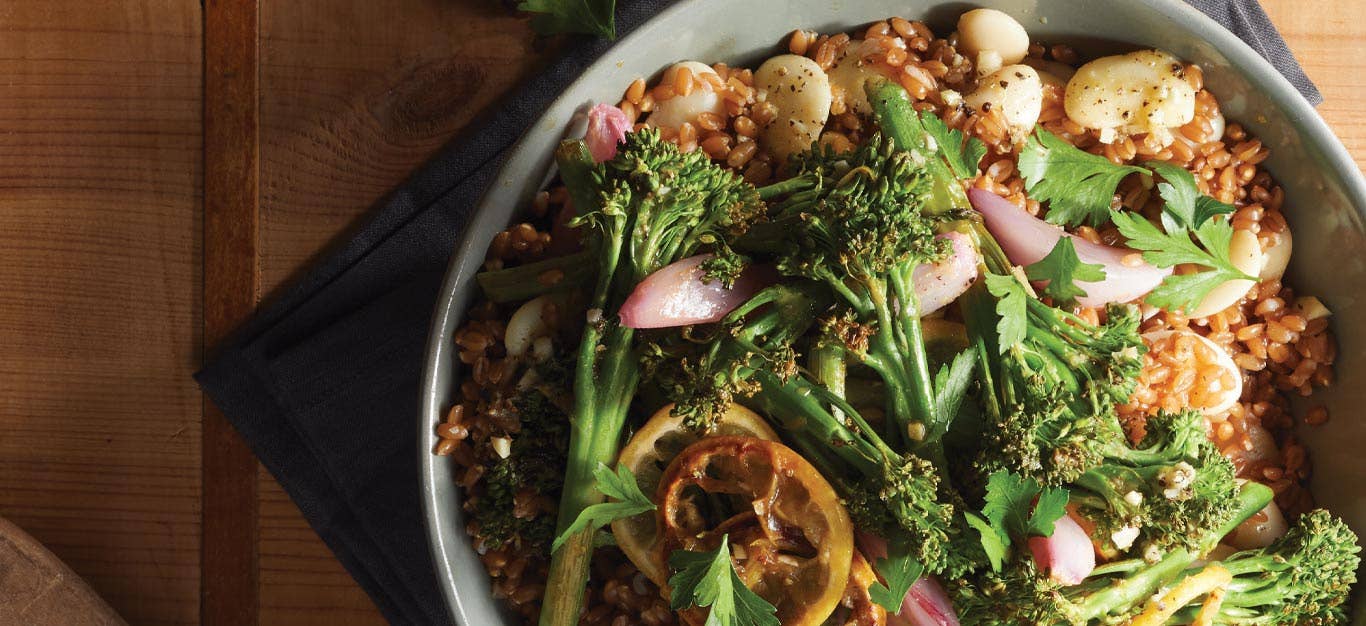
<box><xmin>418</xmin><ymin>2</ymin><xmax>1366</xmax><ymax>624</ymax></box>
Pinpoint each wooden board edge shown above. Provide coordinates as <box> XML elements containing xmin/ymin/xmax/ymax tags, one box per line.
<box><xmin>202</xmin><ymin>0</ymin><xmax>261</xmax><ymax>624</ymax></box>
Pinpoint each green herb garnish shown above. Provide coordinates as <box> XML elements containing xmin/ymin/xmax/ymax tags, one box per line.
<box><xmin>984</xmin><ymin>272</ymin><xmax>1029</xmax><ymax>352</ymax></box>
<box><xmin>1017</xmin><ymin>128</ymin><xmax>1146</xmax><ymax>228</ymax></box>
<box><xmin>1024</xmin><ymin>237</ymin><xmax>1107</xmax><ymax>306</ymax></box>
<box><xmin>966</xmin><ymin>470</ymin><xmax>1070</xmax><ymax>572</ymax></box>
<box><xmin>517</xmin><ymin>0</ymin><xmax>616</xmax><ymax>39</ymax></box>
<box><xmin>550</xmin><ymin>463</ymin><xmax>655</xmax><ymax>552</ymax></box>
<box><xmin>1109</xmin><ymin>207</ymin><xmax>1254</xmax><ymax>313</ymax></box>
<box><xmin>667</xmin><ymin>535</ymin><xmax>780</xmax><ymax>626</ymax></box>
<box><xmin>919</xmin><ymin>109</ymin><xmax>987</xmax><ymax>179</ymax></box>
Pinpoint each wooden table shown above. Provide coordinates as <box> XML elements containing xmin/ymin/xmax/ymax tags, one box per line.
<box><xmin>0</xmin><ymin>1</ymin><xmax>1361</xmax><ymax>624</ymax></box>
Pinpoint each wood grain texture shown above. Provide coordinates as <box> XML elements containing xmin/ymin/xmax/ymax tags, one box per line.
<box><xmin>253</xmin><ymin>2</ymin><xmax>553</xmax><ymax>622</ymax></box>
<box><xmin>1262</xmin><ymin>1</ymin><xmax>1366</xmax><ymax>172</ymax></box>
<box><xmin>0</xmin><ymin>2</ymin><xmax>1362</xmax><ymax>626</ymax></box>
<box><xmin>0</xmin><ymin>2</ymin><xmax>202</xmax><ymax>625</ymax></box>
<box><xmin>203</xmin><ymin>0</ymin><xmax>261</xmax><ymax>625</ymax></box>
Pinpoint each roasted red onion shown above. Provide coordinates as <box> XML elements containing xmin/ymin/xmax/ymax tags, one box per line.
<box><xmin>857</xmin><ymin>532</ymin><xmax>961</xmax><ymax>626</ymax></box>
<box><xmin>915</xmin><ymin>232</ymin><xmax>981</xmax><ymax>316</ymax></box>
<box><xmin>584</xmin><ymin>103</ymin><xmax>631</xmax><ymax>163</ymax></box>
<box><xmin>967</xmin><ymin>188</ymin><xmax>1169</xmax><ymax>306</ymax></box>
<box><xmin>1027</xmin><ymin>513</ymin><xmax>1097</xmax><ymax>586</ymax></box>
<box><xmin>618</xmin><ymin>254</ymin><xmax>771</xmax><ymax>329</ymax></box>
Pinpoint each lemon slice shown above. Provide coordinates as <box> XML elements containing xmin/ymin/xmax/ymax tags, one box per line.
<box><xmin>659</xmin><ymin>436</ymin><xmax>854</xmax><ymax>626</ymax></box>
<box><xmin>611</xmin><ymin>402</ymin><xmax>778</xmax><ymax>585</ymax></box>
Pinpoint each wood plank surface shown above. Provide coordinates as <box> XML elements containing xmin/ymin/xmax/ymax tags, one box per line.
<box><xmin>253</xmin><ymin>2</ymin><xmax>553</xmax><ymax>622</ymax></box>
<box><xmin>0</xmin><ymin>2</ymin><xmax>1361</xmax><ymax>626</ymax></box>
<box><xmin>202</xmin><ymin>0</ymin><xmax>261</xmax><ymax>625</ymax></box>
<box><xmin>0</xmin><ymin>3</ymin><xmax>203</xmax><ymax>625</ymax></box>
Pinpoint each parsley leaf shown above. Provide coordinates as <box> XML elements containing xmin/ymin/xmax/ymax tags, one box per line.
<box><xmin>1018</xmin><ymin>128</ymin><xmax>1146</xmax><ymax>227</ymax></box>
<box><xmin>668</xmin><ymin>535</ymin><xmax>780</xmax><ymax>626</ymax></box>
<box><xmin>1027</xmin><ymin>488</ymin><xmax>1070</xmax><ymax>538</ymax></box>
<box><xmin>1109</xmin><ymin>209</ymin><xmax>1256</xmax><ymax>313</ymax></box>
<box><xmin>1024</xmin><ymin>237</ymin><xmax>1106</xmax><ymax>306</ymax></box>
<box><xmin>965</xmin><ymin>511</ymin><xmax>1009</xmax><ymax>572</ymax></box>
<box><xmin>970</xmin><ymin>470</ymin><xmax>1070</xmax><ymax>571</ymax></box>
<box><xmin>551</xmin><ymin>463</ymin><xmax>655</xmax><ymax>552</ymax></box>
<box><xmin>982</xmin><ymin>471</ymin><xmax>1039</xmax><ymax>539</ymax></box>
<box><xmin>984</xmin><ymin>272</ymin><xmax>1028</xmax><ymax>352</ymax></box>
<box><xmin>929</xmin><ymin>349</ymin><xmax>977</xmax><ymax>444</ymax></box>
<box><xmin>1192</xmin><ymin>195</ymin><xmax>1237</xmax><ymax>230</ymax></box>
<box><xmin>919</xmin><ymin>110</ymin><xmax>987</xmax><ymax>179</ymax></box>
<box><xmin>1148</xmin><ymin>161</ymin><xmax>1235</xmax><ymax>232</ymax></box>
<box><xmin>868</xmin><ymin>538</ymin><xmax>925</xmax><ymax>612</ymax></box>
<box><xmin>868</xmin><ymin>536</ymin><xmax>925</xmax><ymax>612</ymax></box>
<box><xmin>517</xmin><ymin>0</ymin><xmax>616</xmax><ymax>39</ymax></box>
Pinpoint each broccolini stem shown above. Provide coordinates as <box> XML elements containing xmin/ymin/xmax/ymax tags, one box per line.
<box><xmin>888</xmin><ymin>265</ymin><xmax>942</xmax><ymax>453</ymax></box>
<box><xmin>475</xmin><ymin>251</ymin><xmax>595</xmax><ymax>303</ymax></box>
<box><xmin>809</xmin><ymin>343</ymin><xmax>847</xmax><ymax>420</ymax></box>
<box><xmin>867</xmin><ymin>79</ymin><xmax>969</xmax><ymax>214</ymax></box>
<box><xmin>539</xmin><ymin>142</ymin><xmax>639</xmax><ymax>626</ymax></box>
<box><xmin>1079</xmin><ymin>547</ymin><xmax>1195</xmax><ymax>621</ymax></box>
<box><xmin>750</xmin><ymin>368</ymin><xmax>890</xmax><ymax>474</ymax></box>
<box><xmin>757</xmin><ymin>175</ymin><xmax>814</xmax><ymax>200</ymax></box>
<box><xmin>1076</xmin><ymin>481</ymin><xmax>1273</xmax><ymax>621</ymax></box>
<box><xmin>540</xmin><ymin>323</ymin><xmax>639</xmax><ymax>626</ymax></box>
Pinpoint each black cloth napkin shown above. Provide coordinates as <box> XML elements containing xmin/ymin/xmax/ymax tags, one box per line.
<box><xmin>195</xmin><ymin>2</ymin><xmax>1322</xmax><ymax>624</ymax></box>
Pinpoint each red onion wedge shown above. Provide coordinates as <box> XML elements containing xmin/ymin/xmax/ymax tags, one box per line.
<box><xmin>618</xmin><ymin>254</ymin><xmax>772</xmax><ymax>329</ymax></box>
<box><xmin>1027</xmin><ymin>512</ymin><xmax>1096</xmax><ymax>586</ymax></box>
<box><xmin>967</xmin><ymin>188</ymin><xmax>1170</xmax><ymax>307</ymax></box>
<box><xmin>915</xmin><ymin>232</ymin><xmax>981</xmax><ymax>316</ymax></box>
<box><xmin>856</xmin><ymin>533</ymin><xmax>961</xmax><ymax>626</ymax></box>
<box><xmin>890</xmin><ymin>576</ymin><xmax>961</xmax><ymax>626</ymax></box>
<box><xmin>584</xmin><ymin>103</ymin><xmax>631</xmax><ymax>163</ymax></box>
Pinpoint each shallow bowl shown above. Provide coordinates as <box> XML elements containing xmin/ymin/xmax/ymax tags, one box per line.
<box><xmin>420</xmin><ymin>1</ymin><xmax>1366</xmax><ymax>623</ymax></box>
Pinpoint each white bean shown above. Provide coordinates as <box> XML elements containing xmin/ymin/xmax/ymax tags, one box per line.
<box><xmin>1142</xmin><ymin>330</ymin><xmax>1243</xmax><ymax>416</ymax></box>
<box><xmin>975</xmin><ymin>50</ymin><xmax>1003</xmax><ymax>77</ymax></box>
<box><xmin>504</xmin><ymin>295</ymin><xmax>554</xmax><ymax>357</ymax></box>
<box><xmin>826</xmin><ymin>40</ymin><xmax>884</xmax><ymax>115</ymax></box>
<box><xmin>754</xmin><ymin>54</ymin><xmax>832</xmax><ymax>160</ymax></box>
<box><xmin>964</xmin><ymin>65</ymin><xmax>1042</xmax><ymax>139</ymax></box>
<box><xmin>1188</xmin><ymin>228</ymin><xmax>1263</xmax><ymax>317</ymax></box>
<box><xmin>956</xmin><ymin>8</ymin><xmax>1030</xmax><ymax>65</ymax></box>
<box><xmin>1227</xmin><ymin>501</ymin><xmax>1288</xmax><ymax>550</ymax></box>
<box><xmin>1258</xmin><ymin>228</ymin><xmax>1292</xmax><ymax>281</ymax></box>
<box><xmin>1064</xmin><ymin>50</ymin><xmax>1196</xmax><ymax>143</ymax></box>
<box><xmin>646</xmin><ymin>61</ymin><xmax>725</xmax><ymax>130</ymax></box>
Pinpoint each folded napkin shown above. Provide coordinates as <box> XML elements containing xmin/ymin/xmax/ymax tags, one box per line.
<box><xmin>195</xmin><ymin>2</ymin><xmax>1321</xmax><ymax>624</ymax></box>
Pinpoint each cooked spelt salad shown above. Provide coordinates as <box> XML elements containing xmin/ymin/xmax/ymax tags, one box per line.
<box><xmin>435</xmin><ymin>9</ymin><xmax>1358</xmax><ymax>626</ymax></box>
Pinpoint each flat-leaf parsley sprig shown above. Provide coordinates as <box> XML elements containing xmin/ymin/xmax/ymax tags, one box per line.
<box><xmin>1110</xmin><ymin>162</ymin><xmax>1252</xmax><ymax>312</ymax></box>
<box><xmin>668</xmin><ymin>534</ymin><xmax>780</xmax><ymax>626</ymax></box>
<box><xmin>1024</xmin><ymin>238</ymin><xmax>1107</xmax><ymax>307</ymax></box>
<box><xmin>551</xmin><ymin>463</ymin><xmax>655</xmax><ymax>552</ymax></box>
<box><xmin>1017</xmin><ymin>128</ymin><xmax>1146</xmax><ymax>228</ymax></box>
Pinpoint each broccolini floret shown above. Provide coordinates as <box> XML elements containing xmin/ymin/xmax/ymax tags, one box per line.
<box><xmin>1068</xmin><ymin>410</ymin><xmax>1241</xmax><ymax>557</ymax></box>
<box><xmin>953</xmin><ymin>481</ymin><xmax>1275</xmax><ymax>626</ymax></box>
<box><xmin>1180</xmin><ymin>509</ymin><xmax>1360</xmax><ymax>625</ymax></box>
<box><xmin>963</xmin><ymin>274</ymin><xmax>1146</xmax><ymax>487</ymax></box>
<box><xmin>759</xmin><ymin>133</ymin><xmax>953</xmax><ymax>453</ymax></box>
<box><xmin>540</xmin><ymin>130</ymin><xmax>766</xmax><ymax>626</ymax></box>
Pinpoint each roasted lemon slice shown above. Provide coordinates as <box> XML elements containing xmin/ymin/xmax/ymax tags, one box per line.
<box><xmin>611</xmin><ymin>403</ymin><xmax>779</xmax><ymax>585</ymax></box>
<box><xmin>658</xmin><ymin>436</ymin><xmax>854</xmax><ymax>626</ymax></box>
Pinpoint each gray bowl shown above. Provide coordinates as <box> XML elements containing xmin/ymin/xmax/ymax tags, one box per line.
<box><xmin>420</xmin><ymin>1</ymin><xmax>1366</xmax><ymax>623</ymax></box>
